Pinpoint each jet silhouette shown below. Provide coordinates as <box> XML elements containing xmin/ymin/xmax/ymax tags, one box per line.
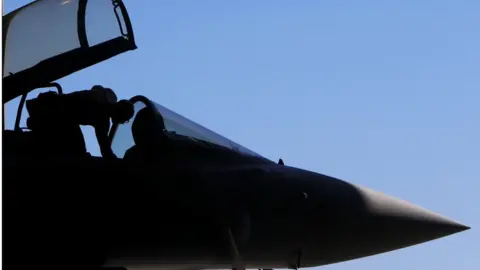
<box><xmin>2</xmin><ymin>1</ymin><xmax>470</xmax><ymax>270</ymax></box>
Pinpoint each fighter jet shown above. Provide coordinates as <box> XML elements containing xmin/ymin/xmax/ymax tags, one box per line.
<box><xmin>2</xmin><ymin>1</ymin><xmax>469</xmax><ymax>270</ymax></box>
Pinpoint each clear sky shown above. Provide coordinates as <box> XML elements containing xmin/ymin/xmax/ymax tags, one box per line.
<box><xmin>4</xmin><ymin>0</ymin><xmax>478</xmax><ymax>269</ymax></box>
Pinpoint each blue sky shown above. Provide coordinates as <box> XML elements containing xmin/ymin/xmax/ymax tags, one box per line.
<box><xmin>4</xmin><ymin>1</ymin><xmax>478</xmax><ymax>269</ymax></box>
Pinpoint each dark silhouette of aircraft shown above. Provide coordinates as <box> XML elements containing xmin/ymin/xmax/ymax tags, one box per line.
<box><xmin>2</xmin><ymin>1</ymin><xmax>470</xmax><ymax>270</ymax></box>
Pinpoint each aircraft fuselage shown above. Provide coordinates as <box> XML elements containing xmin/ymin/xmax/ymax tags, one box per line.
<box><xmin>3</xmin><ymin>153</ymin><xmax>468</xmax><ymax>270</ymax></box>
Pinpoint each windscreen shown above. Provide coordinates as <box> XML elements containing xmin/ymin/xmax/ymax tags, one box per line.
<box><xmin>110</xmin><ymin>100</ymin><xmax>265</xmax><ymax>159</ymax></box>
<box><xmin>153</xmin><ymin>102</ymin><xmax>264</xmax><ymax>158</ymax></box>
<box><xmin>3</xmin><ymin>0</ymin><xmax>130</xmax><ymax>77</ymax></box>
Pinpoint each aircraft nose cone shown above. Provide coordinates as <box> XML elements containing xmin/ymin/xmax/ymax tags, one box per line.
<box><xmin>356</xmin><ymin>185</ymin><xmax>469</xmax><ymax>241</ymax></box>
<box><xmin>298</xmin><ymin>173</ymin><xmax>470</xmax><ymax>266</ymax></box>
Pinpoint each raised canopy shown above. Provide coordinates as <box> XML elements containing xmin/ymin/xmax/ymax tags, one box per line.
<box><xmin>2</xmin><ymin>0</ymin><xmax>137</xmax><ymax>103</ymax></box>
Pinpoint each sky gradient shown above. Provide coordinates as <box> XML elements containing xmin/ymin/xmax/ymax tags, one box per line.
<box><xmin>4</xmin><ymin>1</ymin><xmax>478</xmax><ymax>269</ymax></box>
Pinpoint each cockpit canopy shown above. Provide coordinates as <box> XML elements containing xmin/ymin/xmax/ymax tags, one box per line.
<box><xmin>110</xmin><ymin>96</ymin><xmax>268</xmax><ymax>161</ymax></box>
<box><xmin>2</xmin><ymin>0</ymin><xmax>136</xmax><ymax>103</ymax></box>
<box><xmin>154</xmin><ymin>101</ymin><xmax>263</xmax><ymax>158</ymax></box>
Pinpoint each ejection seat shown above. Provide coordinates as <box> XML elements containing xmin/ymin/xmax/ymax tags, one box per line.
<box><xmin>6</xmin><ymin>82</ymin><xmax>96</xmax><ymax>158</ymax></box>
<box><xmin>4</xmin><ymin>83</ymin><xmax>66</xmax><ymax>156</ymax></box>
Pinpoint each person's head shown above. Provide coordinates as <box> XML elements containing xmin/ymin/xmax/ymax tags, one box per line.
<box><xmin>131</xmin><ymin>107</ymin><xmax>166</xmax><ymax>147</ymax></box>
<box><xmin>111</xmin><ymin>99</ymin><xmax>134</xmax><ymax>124</ymax></box>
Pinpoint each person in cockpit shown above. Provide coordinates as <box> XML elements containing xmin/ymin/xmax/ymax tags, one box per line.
<box><xmin>26</xmin><ymin>85</ymin><xmax>134</xmax><ymax>159</ymax></box>
<box><xmin>124</xmin><ymin>107</ymin><xmax>167</xmax><ymax>162</ymax></box>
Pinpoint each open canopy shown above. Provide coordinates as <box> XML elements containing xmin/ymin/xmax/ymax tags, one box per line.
<box><xmin>2</xmin><ymin>0</ymin><xmax>137</xmax><ymax>103</ymax></box>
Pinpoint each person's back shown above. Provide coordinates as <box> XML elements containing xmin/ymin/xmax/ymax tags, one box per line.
<box><xmin>26</xmin><ymin>85</ymin><xmax>134</xmax><ymax>159</ymax></box>
<box><xmin>61</xmin><ymin>86</ymin><xmax>118</xmax><ymax>126</ymax></box>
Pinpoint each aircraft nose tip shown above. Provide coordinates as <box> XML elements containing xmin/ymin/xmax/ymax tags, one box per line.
<box><xmin>299</xmin><ymin>172</ymin><xmax>469</xmax><ymax>266</ymax></box>
<box><xmin>355</xmin><ymin>184</ymin><xmax>469</xmax><ymax>245</ymax></box>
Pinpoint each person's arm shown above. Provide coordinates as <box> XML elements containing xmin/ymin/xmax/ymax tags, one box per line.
<box><xmin>94</xmin><ymin>117</ymin><xmax>117</xmax><ymax>159</ymax></box>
